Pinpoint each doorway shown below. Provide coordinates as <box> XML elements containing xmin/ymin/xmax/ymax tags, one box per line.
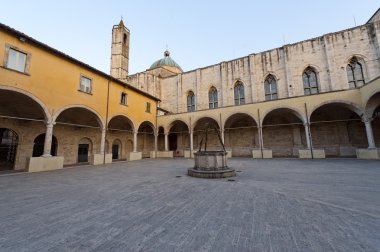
<box><xmin>78</xmin><ymin>144</ymin><xmax>89</xmax><ymax>163</ymax></box>
<box><xmin>0</xmin><ymin>128</ymin><xmax>18</xmax><ymax>171</ymax></box>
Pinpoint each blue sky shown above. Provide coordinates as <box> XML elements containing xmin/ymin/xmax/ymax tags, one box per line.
<box><xmin>2</xmin><ymin>1</ymin><xmax>379</xmax><ymax>74</ymax></box>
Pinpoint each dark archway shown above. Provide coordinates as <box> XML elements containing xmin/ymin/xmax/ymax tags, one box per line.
<box><xmin>193</xmin><ymin>117</ymin><xmax>220</xmax><ymax>151</ymax></box>
<box><xmin>0</xmin><ymin>128</ymin><xmax>18</xmax><ymax>171</ymax></box>
<box><xmin>169</xmin><ymin>120</ymin><xmax>189</xmax><ymax>157</ymax></box>
<box><xmin>310</xmin><ymin>103</ymin><xmax>366</xmax><ymax>157</ymax></box>
<box><xmin>137</xmin><ymin>121</ymin><xmax>155</xmax><ymax>158</ymax></box>
<box><xmin>224</xmin><ymin>113</ymin><xmax>258</xmax><ymax>157</ymax></box>
<box><xmin>32</xmin><ymin>134</ymin><xmax>58</xmax><ymax>157</ymax></box>
<box><xmin>262</xmin><ymin>108</ymin><xmax>305</xmax><ymax>157</ymax></box>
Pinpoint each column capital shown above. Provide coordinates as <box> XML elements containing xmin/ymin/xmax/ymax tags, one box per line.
<box><xmin>362</xmin><ymin>117</ymin><xmax>373</xmax><ymax>123</ymax></box>
<box><xmin>303</xmin><ymin>122</ymin><xmax>310</xmax><ymax>127</ymax></box>
<box><xmin>45</xmin><ymin>121</ymin><xmax>55</xmax><ymax>127</ymax></box>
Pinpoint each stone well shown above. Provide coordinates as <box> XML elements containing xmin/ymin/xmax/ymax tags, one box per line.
<box><xmin>188</xmin><ymin>151</ymin><xmax>236</xmax><ymax>179</ymax></box>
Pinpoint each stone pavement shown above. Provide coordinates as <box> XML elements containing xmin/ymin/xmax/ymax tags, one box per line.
<box><xmin>0</xmin><ymin>158</ymin><xmax>379</xmax><ymax>252</ymax></box>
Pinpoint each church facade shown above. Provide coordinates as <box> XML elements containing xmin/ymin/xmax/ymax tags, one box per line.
<box><xmin>1</xmin><ymin>9</ymin><xmax>380</xmax><ymax>172</ymax></box>
<box><xmin>112</xmin><ymin>10</ymin><xmax>380</xmax><ymax>159</ymax></box>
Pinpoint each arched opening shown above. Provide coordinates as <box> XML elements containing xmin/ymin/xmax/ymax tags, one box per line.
<box><xmin>0</xmin><ymin>128</ymin><xmax>18</xmax><ymax>171</ymax></box>
<box><xmin>310</xmin><ymin>103</ymin><xmax>366</xmax><ymax>157</ymax></box>
<box><xmin>108</xmin><ymin>115</ymin><xmax>134</xmax><ymax>160</ymax></box>
<box><xmin>234</xmin><ymin>81</ymin><xmax>245</xmax><ymax>105</ymax></box>
<box><xmin>0</xmin><ymin>88</ymin><xmax>49</xmax><ymax>170</ymax></box>
<box><xmin>168</xmin><ymin>120</ymin><xmax>189</xmax><ymax>157</ymax></box>
<box><xmin>157</xmin><ymin>127</ymin><xmax>165</xmax><ymax>151</ymax></box>
<box><xmin>373</xmin><ymin>105</ymin><xmax>380</xmax><ymax>147</ymax></box>
<box><xmin>187</xmin><ymin>91</ymin><xmax>195</xmax><ymax>112</ymax></box>
<box><xmin>224</xmin><ymin>113</ymin><xmax>258</xmax><ymax>157</ymax></box>
<box><xmin>262</xmin><ymin>108</ymin><xmax>305</xmax><ymax>157</ymax></box>
<box><xmin>32</xmin><ymin>134</ymin><xmax>58</xmax><ymax>157</ymax></box>
<box><xmin>77</xmin><ymin>137</ymin><xmax>93</xmax><ymax>163</ymax></box>
<box><xmin>193</xmin><ymin>117</ymin><xmax>220</xmax><ymax>151</ymax></box>
<box><xmin>364</xmin><ymin>91</ymin><xmax>380</xmax><ymax>147</ymax></box>
<box><xmin>112</xmin><ymin>139</ymin><xmax>122</xmax><ymax>160</ymax></box>
<box><xmin>54</xmin><ymin>106</ymin><xmax>103</xmax><ymax>165</ymax></box>
<box><xmin>137</xmin><ymin>121</ymin><xmax>155</xmax><ymax>158</ymax></box>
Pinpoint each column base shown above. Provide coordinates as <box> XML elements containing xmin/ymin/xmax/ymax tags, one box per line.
<box><xmin>129</xmin><ymin>152</ymin><xmax>142</xmax><ymax>161</ymax></box>
<box><xmin>90</xmin><ymin>154</ymin><xmax>112</xmax><ymax>165</ymax></box>
<box><xmin>356</xmin><ymin>148</ymin><xmax>380</xmax><ymax>159</ymax></box>
<box><xmin>155</xmin><ymin>151</ymin><xmax>174</xmax><ymax>158</ymax></box>
<box><xmin>226</xmin><ymin>150</ymin><xmax>232</xmax><ymax>158</ymax></box>
<box><xmin>299</xmin><ymin>149</ymin><xmax>326</xmax><ymax>159</ymax></box>
<box><xmin>252</xmin><ymin>149</ymin><xmax>272</xmax><ymax>159</ymax></box>
<box><xmin>27</xmin><ymin>156</ymin><xmax>64</xmax><ymax>172</ymax></box>
<box><xmin>184</xmin><ymin>150</ymin><xmax>194</xmax><ymax>158</ymax></box>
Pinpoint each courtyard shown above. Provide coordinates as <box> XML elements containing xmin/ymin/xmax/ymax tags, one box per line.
<box><xmin>0</xmin><ymin>158</ymin><xmax>379</xmax><ymax>252</ymax></box>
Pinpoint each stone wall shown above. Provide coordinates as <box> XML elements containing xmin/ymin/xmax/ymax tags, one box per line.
<box><xmin>127</xmin><ymin>21</ymin><xmax>380</xmax><ymax>114</ymax></box>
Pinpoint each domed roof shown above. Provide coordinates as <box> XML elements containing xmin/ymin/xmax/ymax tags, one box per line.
<box><xmin>149</xmin><ymin>50</ymin><xmax>183</xmax><ymax>72</ymax></box>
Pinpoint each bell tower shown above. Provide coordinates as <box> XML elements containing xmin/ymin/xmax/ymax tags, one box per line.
<box><xmin>111</xmin><ymin>19</ymin><xmax>130</xmax><ymax>80</ymax></box>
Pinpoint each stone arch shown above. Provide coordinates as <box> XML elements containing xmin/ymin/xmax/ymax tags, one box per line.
<box><xmin>168</xmin><ymin>120</ymin><xmax>190</xmax><ymax>156</ymax></box>
<box><xmin>192</xmin><ymin>116</ymin><xmax>220</xmax><ymax>132</ymax></box>
<box><xmin>263</xmin><ymin>72</ymin><xmax>279</xmax><ymax>83</ymax></box>
<box><xmin>193</xmin><ymin>117</ymin><xmax>221</xmax><ymax>151</ymax></box>
<box><xmin>108</xmin><ymin>114</ymin><xmax>135</xmax><ymax>132</ymax></box>
<box><xmin>0</xmin><ymin>85</ymin><xmax>52</xmax><ymax>122</ymax></box>
<box><xmin>262</xmin><ymin>107</ymin><xmax>306</xmax><ymax>157</ymax></box>
<box><xmin>308</xmin><ymin>100</ymin><xmax>363</xmax><ymax>122</ymax></box>
<box><xmin>364</xmin><ymin>89</ymin><xmax>380</xmax><ymax>118</ymax></box>
<box><xmin>137</xmin><ymin>121</ymin><xmax>155</xmax><ymax>158</ymax></box>
<box><xmin>261</xmin><ymin>106</ymin><xmax>306</xmax><ymax>125</ymax></box>
<box><xmin>53</xmin><ymin>104</ymin><xmax>105</xmax><ymax>128</ymax></box>
<box><xmin>310</xmin><ymin>102</ymin><xmax>366</xmax><ymax>157</ymax></box>
<box><xmin>224</xmin><ymin>113</ymin><xmax>258</xmax><ymax>157</ymax></box>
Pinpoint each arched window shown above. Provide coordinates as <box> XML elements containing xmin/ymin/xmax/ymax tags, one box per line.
<box><xmin>187</xmin><ymin>91</ymin><xmax>195</xmax><ymax>112</ymax></box>
<box><xmin>346</xmin><ymin>57</ymin><xmax>365</xmax><ymax>88</ymax></box>
<box><xmin>303</xmin><ymin>67</ymin><xmax>319</xmax><ymax>95</ymax></box>
<box><xmin>209</xmin><ymin>87</ymin><xmax>218</xmax><ymax>109</ymax></box>
<box><xmin>234</xmin><ymin>81</ymin><xmax>245</xmax><ymax>105</ymax></box>
<box><xmin>264</xmin><ymin>75</ymin><xmax>278</xmax><ymax>101</ymax></box>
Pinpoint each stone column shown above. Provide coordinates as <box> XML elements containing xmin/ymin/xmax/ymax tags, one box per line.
<box><xmin>133</xmin><ymin>131</ymin><xmax>138</xmax><ymax>152</ymax></box>
<box><xmin>258</xmin><ymin>126</ymin><xmax>264</xmax><ymax>148</ymax></box>
<box><xmin>190</xmin><ymin>130</ymin><xmax>194</xmax><ymax>152</ymax></box>
<box><xmin>364</xmin><ymin>118</ymin><xmax>376</xmax><ymax>149</ymax></box>
<box><xmin>164</xmin><ymin>133</ymin><xmax>169</xmax><ymax>151</ymax></box>
<box><xmin>304</xmin><ymin>123</ymin><xmax>311</xmax><ymax>149</ymax></box>
<box><xmin>154</xmin><ymin>132</ymin><xmax>158</xmax><ymax>151</ymax></box>
<box><xmin>42</xmin><ymin>121</ymin><xmax>54</xmax><ymax>157</ymax></box>
<box><xmin>220</xmin><ymin>129</ymin><xmax>225</xmax><ymax>144</ymax></box>
<box><xmin>100</xmin><ymin>127</ymin><xmax>106</xmax><ymax>155</ymax></box>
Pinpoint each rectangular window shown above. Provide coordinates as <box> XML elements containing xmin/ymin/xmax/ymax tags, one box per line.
<box><xmin>79</xmin><ymin>76</ymin><xmax>92</xmax><ymax>93</ymax></box>
<box><xmin>146</xmin><ymin>102</ymin><xmax>151</xmax><ymax>113</ymax></box>
<box><xmin>7</xmin><ymin>48</ymin><xmax>27</xmax><ymax>72</ymax></box>
<box><xmin>120</xmin><ymin>92</ymin><xmax>127</xmax><ymax>105</ymax></box>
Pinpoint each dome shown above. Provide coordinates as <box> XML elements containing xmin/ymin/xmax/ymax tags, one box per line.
<box><xmin>149</xmin><ymin>50</ymin><xmax>183</xmax><ymax>72</ymax></box>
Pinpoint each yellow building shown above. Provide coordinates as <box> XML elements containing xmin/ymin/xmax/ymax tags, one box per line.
<box><xmin>0</xmin><ymin>22</ymin><xmax>159</xmax><ymax>172</ymax></box>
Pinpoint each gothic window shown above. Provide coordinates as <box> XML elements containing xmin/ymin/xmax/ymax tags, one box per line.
<box><xmin>346</xmin><ymin>57</ymin><xmax>365</xmax><ymax>88</ymax></box>
<box><xmin>187</xmin><ymin>91</ymin><xmax>195</xmax><ymax>112</ymax></box>
<box><xmin>264</xmin><ymin>75</ymin><xmax>278</xmax><ymax>101</ymax></box>
<box><xmin>303</xmin><ymin>67</ymin><xmax>319</xmax><ymax>95</ymax></box>
<box><xmin>209</xmin><ymin>87</ymin><xmax>218</xmax><ymax>109</ymax></box>
<box><xmin>234</xmin><ymin>81</ymin><xmax>245</xmax><ymax>105</ymax></box>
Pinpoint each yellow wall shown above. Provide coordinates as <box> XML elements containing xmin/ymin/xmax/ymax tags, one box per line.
<box><xmin>0</xmin><ymin>30</ymin><xmax>157</xmax><ymax>129</ymax></box>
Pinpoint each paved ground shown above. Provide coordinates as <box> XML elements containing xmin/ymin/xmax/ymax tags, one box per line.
<box><xmin>0</xmin><ymin>158</ymin><xmax>379</xmax><ymax>252</ymax></box>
